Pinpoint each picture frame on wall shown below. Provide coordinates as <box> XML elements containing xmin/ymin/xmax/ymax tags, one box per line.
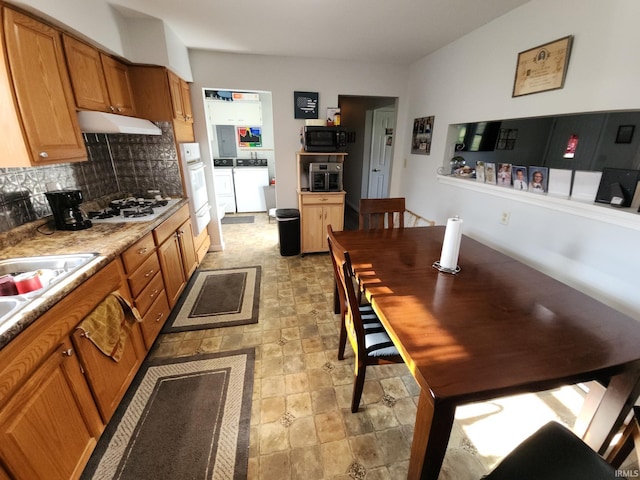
<box><xmin>294</xmin><ymin>91</ymin><xmax>318</xmax><ymax>119</ymax></box>
<box><xmin>615</xmin><ymin>125</ymin><xmax>635</xmax><ymax>144</ymax></box>
<box><xmin>512</xmin><ymin>35</ymin><xmax>573</xmax><ymax>97</ymax></box>
<box><xmin>411</xmin><ymin>116</ymin><xmax>434</xmax><ymax>155</ymax></box>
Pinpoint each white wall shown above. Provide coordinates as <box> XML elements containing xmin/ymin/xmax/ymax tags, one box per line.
<box><xmin>397</xmin><ymin>0</ymin><xmax>640</xmax><ymax>319</ymax></box>
<box><xmin>189</xmin><ymin>51</ymin><xmax>410</xmax><ymax>210</ymax></box>
<box><xmin>10</xmin><ymin>0</ymin><xmax>193</xmax><ymax>79</ymax></box>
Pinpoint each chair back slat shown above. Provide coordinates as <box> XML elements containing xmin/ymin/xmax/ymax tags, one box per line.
<box><xmin>359</xmin><ymin>197</ymin><xmax>405</xmax><ymax>230</ymax></box>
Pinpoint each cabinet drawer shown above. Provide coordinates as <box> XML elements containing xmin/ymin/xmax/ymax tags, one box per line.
<box><xmin>127</xmin><ymin>252</ymin><xmax>160</xmax><ymax>298</ymax></box>
<box><xmin>122</xmin><ymin>233</ymin><xmax>155</xmax><ymax>273</ymax></box>
<box><xmin>301</xmin><ymin>193</ymin><xmax>344</xmax><ymax>205</ymax></box>
<box><xmin>153</xmin><ymin>204</ymin><xmax>189</xmax><ymax>246</ymax></box>
<box><xmin>134</xmin><ymin>272</ymin><xmax>165</xmax><ymax>317</ymax></box>
<box><xmin>140</xmin><ymin>291</ymin><xmax>170</xmax><ymax>349</ymax></box>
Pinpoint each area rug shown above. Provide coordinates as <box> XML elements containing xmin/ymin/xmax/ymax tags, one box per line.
<box><xmin>81</xmin><ymin>349</ymin><xmax>255</xmax><ymax>480</ymax></box>
<box><xmin>163</xmin><ymin>266</ymin><xmax>261</xmax><ymax>333</ymax></box>
<box><xmin>221</xmin><ymin>215</ymin><xmax>255</xmax><ymax>224</ymax></box>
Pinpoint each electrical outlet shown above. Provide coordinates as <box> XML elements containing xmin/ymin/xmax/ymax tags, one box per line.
<box><xmin>500</xmin><ymin>211</ymin><xmax>511</xmax><ymax>225</ymax></box>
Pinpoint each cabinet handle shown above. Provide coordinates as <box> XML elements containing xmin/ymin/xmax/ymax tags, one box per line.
<box><xmin>155</xmin><ymin>312</ymin><xmax>165</xmax><ymax>323</ymax></box>
<box><xmin>39</xmin><ymin>151</ymin><xmax>49</xmax><ymax>158</ymax></box>
<box><xmin>137</xmin><ymin>247</ymin><xmax>148</xmax><ymax>255</ymax></box>
<box><xmin>62</xmin><ymin>348</ymin><xmax>74</xmax><ymax>357</ymax></box>
<box><xmin>320</xmin><ymin>198</ymin><xmax>328</xmax><ymax>202</ymax></box>
<box><xmin>109</xmin><ymin>105</ymin><xmax>115</xmax><ymax>112</ymax></box>
<box><xmin>116</xmin><ymin>106</ymin><xmax>122</xmax><ymax>112</ymax></box>
<box><xmin>149</xmin><ymin>288</ymin><xmax>159</xmax><ymax>299</ymax></box>
<box><xmin>144</xmin><ymin>268</ymin><xmax>155</xmax><ymax>278</ymax></box>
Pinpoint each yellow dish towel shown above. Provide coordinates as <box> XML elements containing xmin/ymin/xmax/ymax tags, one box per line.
<box><xmin>76</xmin><ymin>291</ymin><xmax>142</xmax><ymax>362</ymax></box>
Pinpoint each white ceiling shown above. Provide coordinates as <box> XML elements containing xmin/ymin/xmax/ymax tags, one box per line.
<box><xmin>111</xmin><ymin>0</ymin><xmax>530</xmax><ymax>65</ymax></box>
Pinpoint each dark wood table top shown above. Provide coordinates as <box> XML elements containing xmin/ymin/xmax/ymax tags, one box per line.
<box><xmin>333</xmin><ymin>226</ymin><xmax>640</xmax><ymax>404</ymax></box>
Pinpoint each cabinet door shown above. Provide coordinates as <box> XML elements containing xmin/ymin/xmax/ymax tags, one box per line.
<box><xmin>180</xmin><ymin>78</ymin><xmax>194</xmax><ymax>123</ymax></box>
<box><xmin>72</xmin><ymin>323</ymin><xmax>145</xmax><ymax>423</ymax></box>
<box><xmin>3</xmin><ymin>8</ymin><xmax>86</xmax><ymax>164</ymax></box>
<box><xmin>301</xmin><ymin>204</ymin><xmax>325</xmax><ymax>253</ymax></box>
<box><xmin>0</xmin><ymin>340</ymin><xmax>103</xmax><ymax>480</ymax></box>
<box><xmin>62</xmin><ymin>34</ymin><xmax>111</xmax><ymax>112</ymax></box>
<box><xmin>157</xmin><ymin>233</ymin><xmax>186</xmax><ymax>308</ymax></box>
<box><xmin>178</xmin><ymin>217</ymin><xmax>198</xmax><ymax>279</ymax></box>
<box><xmin>167</xmin><ymin>70</ymin><xmax>185</xmax><ymax>121</ymax></box>
<box><xmin>100</xmin><ymin>54</ymin><xmax>136</xmax><ymax>116</ymax></box>
<box><xmin>322</xmin><ymin>204</ymin><xmax>345</xmax><ymax>251</ymax></box>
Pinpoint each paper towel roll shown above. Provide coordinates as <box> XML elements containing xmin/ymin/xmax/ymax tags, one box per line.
<box><xmin>439</xmin><ymin>217</ymin><xmax>463</xmax><ymax>270</ymax></box>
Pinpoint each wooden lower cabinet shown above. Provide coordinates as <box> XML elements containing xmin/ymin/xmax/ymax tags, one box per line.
<box><xmin>0</xmin><ymin>339</ymin><xmax>103</xmax><ymax>480</ymax></box>
<box><xmin>157</xmin><ymin>232</ymin><xmax>186</xmax><ymax>307</ymax></box>
<box><xmin>155</xmin><ymin>205</ymin><xmax>198</xmax><ymax>308</ymax></box>
<box><xmin>71</xmin><ymin>322</ymin><xmax>146</xmax><ymax>423</ymax></box>
<box><xmin>299</xmin><ymin>192</ymin><xmax>345</xmax><ymax>253</ymax></box>
<box><xmin>139</xmin><ymin>290</ymin><xmax>171</xmax><ymax>349</ymax></box>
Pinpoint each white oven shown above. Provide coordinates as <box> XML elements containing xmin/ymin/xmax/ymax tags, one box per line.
<box><xmin>179</xmin><ymin>143</ymin><xmax>211</xmax><ymax>236</ymax></box>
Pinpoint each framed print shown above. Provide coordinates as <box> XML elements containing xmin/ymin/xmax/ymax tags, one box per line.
<box><xmin>528</xmin><ymin>166</ymin><xmax>549</xmax><ymax>193</ymax></box>
<box><xmin>237</xmin><ymin>126</ymin><xmax>262</xmax><ymax>147</ymax></box>
<box><xmin>476</xmin><ymin>161</ymin><xmax>485</xmax><ymax>182</ymax></box>
<box><xmin>512</xmin><ymin>35</ymin><xmax>573</xmax><ymax>97</ymax></box>
<box><xmin>294</xmin><ymin>91</ymin><xmax>318</xmax><ymax>119</ymax></box>
<box><xmin>616</xmin><ymin>125</ymin><xmax>635</xmax><ymax>144</ymax></box>
<box><xmin>411</xmin><ymin>116</ymin><xmax>434</xmax><ymax>155</ymax></box>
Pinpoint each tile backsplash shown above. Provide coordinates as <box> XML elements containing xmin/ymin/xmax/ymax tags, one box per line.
<box><xmin>0</xmin><ymin>122</ymin><xmax>183</xmax><ymax>233</ymax></box>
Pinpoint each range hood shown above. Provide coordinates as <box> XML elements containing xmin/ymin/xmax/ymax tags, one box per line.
<box><xmin>77</xmin><ymin>111</ymin><xmax>162</xmax><ymax>135</ymax></box>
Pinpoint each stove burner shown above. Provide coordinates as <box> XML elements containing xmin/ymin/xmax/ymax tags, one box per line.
<box><xmin>88</xmin><ymin>208</ymin><xmax>119</xmax><ymax>219</ymax></box>
<box><xmin>123</xmin><ymin>206</ymin><xmax>154</xmax><ymax>218</ymax></box>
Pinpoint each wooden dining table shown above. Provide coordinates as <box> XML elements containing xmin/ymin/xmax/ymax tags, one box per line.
<box><xmin>332</xmin><ymin>226</ymin><xmax>640</xmax><ymax>480</ymax></box>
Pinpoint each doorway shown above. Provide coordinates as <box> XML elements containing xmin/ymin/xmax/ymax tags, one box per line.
<box><xmin>338</xmin><ymin>95</ymin><xmax>398</xmax><ymax>229</ymax></box>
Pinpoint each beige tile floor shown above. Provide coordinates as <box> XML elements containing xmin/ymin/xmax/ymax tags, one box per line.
<box><xmin>150</xmin><ymin>212</ymin><xmax>586</xmax><ymax>480</ymax></box>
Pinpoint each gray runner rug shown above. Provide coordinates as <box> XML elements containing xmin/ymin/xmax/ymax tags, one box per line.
<box><xmin>163</xmin><ymin>266</ymin><xmax>261</xmax><ymax>332</ymax></box>
<box><xmin>81</xmin><ymin>349</ymin><xmax>254</xmax><ymax>480</ymax></box>
<box><xmin>221</xmin><ymin>215</ymin><xmax>255</xmax><ymax>224</ymax></box>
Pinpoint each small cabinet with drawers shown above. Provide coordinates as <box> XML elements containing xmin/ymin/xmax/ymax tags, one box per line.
<box><xmin>121</xmin><ymin>232</ymin><xmax>170</xmax><ymax>350</ymax></box>
<box><xmin>297</xmin><ymin>152</ymin><xmax>347</xmax><ymax>253</ymax></box>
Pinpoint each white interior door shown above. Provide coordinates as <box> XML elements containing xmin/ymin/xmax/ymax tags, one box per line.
<box><xmin>367</xmin><ymin>108</ymin><xmax>395</xmax><ymax>198</ymax></box>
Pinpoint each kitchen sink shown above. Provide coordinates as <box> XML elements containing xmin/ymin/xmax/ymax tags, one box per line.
<box><xmin>0</xmin><ymin>253</ymin><xmax>101</xmax><ymax>332</ymax></box>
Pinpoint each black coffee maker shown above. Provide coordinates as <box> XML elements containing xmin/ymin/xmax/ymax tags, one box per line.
<box><xmin>45</xmin><ymin>190</ymin><xmax>92</xmax><ymax>231</ymax></box>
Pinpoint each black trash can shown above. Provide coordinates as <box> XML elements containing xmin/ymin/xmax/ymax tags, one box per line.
<box><xmin>275</xmin><ymin>208</ymin><xmax>300</xmax><ymax>256</ymax></box>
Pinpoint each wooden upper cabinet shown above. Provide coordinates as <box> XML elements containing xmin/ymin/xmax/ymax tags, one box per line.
<box><xmin>168</xmin><ymin>70</ymin><xmax>193</xmax><ymax>123</ymax></box>
<box><xmin>1</xmin><ymin>8</ymin><xmax>86</xmax><ymax>166</ymax></box>
<box><xmin>63</xmin><ymin>34</ymin><xmax>136</xmax><ymax>116</ymax></box>
<box><xmin>129</xmin><ymin>65</ymin><xmax>195</xmax><ymax>142</ymax></box>
<box><xmin>100</xmin><ymin>54</ymin><xmax>136</xmax><ymax>116</ymax></box>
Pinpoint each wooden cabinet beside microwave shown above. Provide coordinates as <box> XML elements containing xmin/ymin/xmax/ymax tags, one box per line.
<box><xmin>297</xmin><ymin>152</ymin><xmax>347</xmax><ymax>253</ymax></box>
<box><xmin>0</xmin><ymin>7</ymin><xmax>86</xmax><ymax>167</ymax></box>
<box><xmin>63</xmin><ymin>34</ymin><xmax>136</xmax><ymax>116</ymax></box>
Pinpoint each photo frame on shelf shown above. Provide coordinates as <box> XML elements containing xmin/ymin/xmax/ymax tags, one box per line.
<box><xmin>485</xmin><ymin>162</ymin><xmax>497</xmax><ymax>184</ymax></box>
<box><xmin>512</xmin><ymin>166</ymin><xmax>528</xmax><ymax>190</ymax></box>
<box><xmin>528</xmin><ymin>166</ymin><xmax>549</xmax><ymax>193</ymax></box>
<box><xmin>512</xmin><ymin>35</ymin><xmax>573</xmax><ymax>97</ymax></box>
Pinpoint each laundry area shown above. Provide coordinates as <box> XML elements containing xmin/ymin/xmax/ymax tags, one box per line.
<box><xmin>205</xmin><ymin>90</ymin><xmax>276</xmax><ymax>217</ymax></box>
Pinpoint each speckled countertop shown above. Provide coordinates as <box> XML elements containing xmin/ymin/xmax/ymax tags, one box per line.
<box><xmin>0</xmin><ymin>198</ymin><xmax>187</xmax><ymax>350</ymax></box>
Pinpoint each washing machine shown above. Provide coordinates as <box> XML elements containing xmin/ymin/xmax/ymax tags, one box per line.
<box><xmin>213</xmin><ymin>158</ymin><xmax>236</xmax><ymax>214</ymax></box>
<box><xmin>233</xmin><ymin>158</ymin><xmax>269</xmax><ymax>212</ymax></box>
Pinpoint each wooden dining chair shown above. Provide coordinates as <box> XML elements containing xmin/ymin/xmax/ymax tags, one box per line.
<box><xmin>481</xmin><ymin>406</ymin><xmax>640</xmax><ymax>480</ymax></box>
<box><xmin>358</xmin><ymin>197</ymin><xmax>405</xmax><ymax>230</ymax></box>
<box><xmin>327</xmin><ymin>225</ymin><xmax>404</xmax><ymax>413</ymax></box>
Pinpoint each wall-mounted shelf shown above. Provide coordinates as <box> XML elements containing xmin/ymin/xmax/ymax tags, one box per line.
<box><xmin>438</xmin><ymin>174</ymin><xmax>640</xmax><ymax>231</ymax></box>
